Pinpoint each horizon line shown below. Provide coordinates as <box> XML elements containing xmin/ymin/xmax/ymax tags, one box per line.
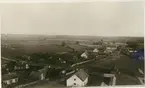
<box><xmin>1</xmin><ymin>33</ymin><xmax>144</xmax><ymax>38</ymax></box>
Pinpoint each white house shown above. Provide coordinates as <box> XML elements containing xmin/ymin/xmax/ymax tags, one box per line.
<box><xmin>93</xmin><ymin>48</ymin><xmax>99</xmax><ymax>53</ymax></box>
<box><xmin>103</xmin><ymin>73</ymin><xmax>116</xmax><ymax>86</ymax></box>
<box><xmin>106</xmin><ymin>46</ymin><xmax>117</xmax><ymax>53</ymax></box>
<box><xmin>101</xmin><ymin>82</ymin><xmax>108</xmax><ymax>86</ymax></box>
<box><xmin>81</xmin><ymin>52</ymin><xmax>88</xmax><ymax>59</ymax></box>
<box><xmin>66</xmin><ymin>69</ymin><xmax>89</xmax><ymax>87</ymax></box>
<box><xmin>2</xmin><ymin>73</ymin><xmax>19</xmax><ymax>85</ymax></box>
<box><xmin>14</xmin><ymin>63</ymin><xmax>29</xmax><ymax>70</ymax></box>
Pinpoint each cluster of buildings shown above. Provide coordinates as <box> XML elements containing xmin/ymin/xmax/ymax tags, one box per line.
<box><xmin>65</xmin><ymin>41</ymin><xmax>119</xmax><ymax>87</ymax></box>
<box><xmin>80</xmin><ymin>41</ymin><xmax>118</xmax><ymax>59</ymax></box>
<box><xmin>2</xmin><ymin>63</ymin><xmax>50</xmax><ymax>88</ymax></box>
<box><xmin>65</xmin><ymin>67</ymin><xmax>117</xmax><ymax>87</ymax></box>
<box><xmin>2</xmin><ymin>72</ymin><xmax>19</xmax><ymax>86</ymax></box>
<box><xmin>2</xmin><ymin>57</ymin><xmax>31</xmax><ymax>87</ymax></box>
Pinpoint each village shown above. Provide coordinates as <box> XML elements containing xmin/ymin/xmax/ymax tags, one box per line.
<box><xmin>1</xmin><ymin>35</ymin><xmax>144</xmax><ymax>88</ymax></box>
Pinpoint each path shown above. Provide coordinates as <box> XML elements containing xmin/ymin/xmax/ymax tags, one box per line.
<box><xmin>1</xmin><ymin>56</ymin><xmax>17</xmax><ymax>62</ymax></box>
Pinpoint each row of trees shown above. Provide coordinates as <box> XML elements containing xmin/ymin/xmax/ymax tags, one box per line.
<box><xmin>61</xmin><ymin>41</ymin><xmax>80</xmax><ymax>46</ymax></box>
<box><xmin>126</xmin><ymin>41</ymin><xmax>140</xmax><ymax>50</ymax></box>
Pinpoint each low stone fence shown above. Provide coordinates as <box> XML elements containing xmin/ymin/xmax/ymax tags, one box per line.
<box><xmin>71</xmin><ymin>59</ymin><xmax>95</xmax><ymax>67</ymax></box>
<box><xmin>66</xmin><ymin>70</ymin><xmax>75</xmax><ymax>75</ymax></box>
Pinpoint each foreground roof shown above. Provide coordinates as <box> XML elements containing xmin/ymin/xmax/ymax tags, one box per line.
<box><xmin>2</xmin><ymin>72</ymin><xmax>18</xmax><ymax>81</ymax></box>
<box><xmin>74</xmin><ymin>69</ymin><xmax>89</xmax><ymax>81</ymax></box>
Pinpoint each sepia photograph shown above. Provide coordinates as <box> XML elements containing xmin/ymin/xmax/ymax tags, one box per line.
<box><xmin>0</xmin><ymin>1</ymin><xmax>144</xmax><ymax>88</ymax></box>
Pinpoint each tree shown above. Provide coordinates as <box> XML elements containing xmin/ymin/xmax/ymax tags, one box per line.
<box><xmin>6</xmin><ymin>61</ymin><xmax>16</xmax><ymax>72</ymax></box>
<box><xmin>93</xmin><ymin>42</ymin><xmax>98</xmax><ymax>45</ymax></box>
<box><xmin>93</xmin><ymin>42</ymin><xmax>96</xmax><ymax>45</ymax></box>
<box><xmin>126</xmin><ymin>41</ymin><xmax>138</xmax><ymax>50</ymax></box>
<box><xmin>113</xmin><ymin>41</ymin><xmax>115</xmax><ymax>44</ymax></box>
<box><xmin>116</xmin><ymin>45</ymin><xmax>121</xmax><ymax>51</ymax></box>
<box><xmin>61</xmin><ymin>41</ymin><xmax>66</xmax><ymax>46</ymax></box>
<box><xmin>76</xmin><ymin>41</ymin><xmax>79</xmax><ymax>45</ymax></box>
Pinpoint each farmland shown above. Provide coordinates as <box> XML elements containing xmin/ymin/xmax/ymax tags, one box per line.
<box><xmin>1</xmin><ymin>34</ymin><xmax>144</xmax><ymax>88</ymax></box>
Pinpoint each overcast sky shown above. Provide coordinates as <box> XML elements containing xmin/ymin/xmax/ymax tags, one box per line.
<box><xmin>0</xmin><ymin>2</ymin><xmax>144</xmax><ymax>37</ymax></box>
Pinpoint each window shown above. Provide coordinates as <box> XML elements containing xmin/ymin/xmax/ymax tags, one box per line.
<box><xmin>74</xmin><ymin>83</ymin><xmax>76</xmax><ymax>85</ymax></box>
<box><xmin>74</xmin><ymin>79</ymin><xmax>76</xmax><ymax>81</ymax></box>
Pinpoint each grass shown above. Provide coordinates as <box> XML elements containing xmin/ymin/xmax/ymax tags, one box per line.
<box><xmin>116</xmin><ymin>73</ymin><xmax>140</xmax><ymax>85</ymax></box>
<box><xmin>24</xmin><ymin>80</ymin><xmax>65</xmax><ymax>88</ymax></box>
<box><xmin>1</xmin><ymin>41</ymin><xmax>89</xmax><ymax>58</ymax></box>
<box><xmin>87</xmin><ymin>74</ymin><xmax>103</xmax><ymax>86</ymax></box>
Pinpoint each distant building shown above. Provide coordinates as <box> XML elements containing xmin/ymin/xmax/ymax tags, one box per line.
<box><xmin>2</xmin><ymin>73</ymin><xmax>19</xmax><ymax>85</ymax></box>
<box><xmin>81</xmin><ymin>51</ymin><xmax>88</xmax><ymax>59</ymax></box>
<box><xmin>106</xmin><ymin>44</ymin><xmax>117</xmax><ymax>53</ymax></box>
<box><xmin>93</xmin><ymin>48</ymin><xmax>99</xmax><ymax>53</ymax></box>
<box><xmin>127</xmin><ymin>48</ymin><xmax>137</xmax><ymax>53</ymax></box>
<box><xmin>131</xmin><ymin>49</ymin><xmax>144</xmax><ymax>60</ymax></box>
<box><xmin>14</xmin><ymin>63</ymin><xmax>29</xmax><ymax>70</ymax></box>
<box><xmin>66</xmin><ymin>69</ymin><xmax>89</xmax><ymax>87</ymax></box>
<box><xmin>30</xmin><ymin>66</ymin><xmax>49</xmax><ymax>80</ymax></box>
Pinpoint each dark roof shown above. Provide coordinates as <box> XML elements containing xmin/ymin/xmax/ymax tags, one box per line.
<box><xmin>2</xmin><ymin>73</ymin><xmax>18</xmax><ymax>81</ymax></box>
<box><xmin>74</xmin><ymin>69</ymin><xmax>89</xmax><ymax>81</ymax></box>
<box><xmin>30</xmin><ymin>71</ymin><xmax>41</xmax><ymax>78</ymax></box>
<box><xmin>30</xmin><ymin>66</ymin><xmax>49</xmax><ymax>78</ymax></box>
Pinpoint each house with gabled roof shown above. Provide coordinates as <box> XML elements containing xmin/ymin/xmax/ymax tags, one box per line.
<box><xmin>81</xmin><ymin>51</ymin><xmax>88</xmax><ymax>59</ymax></box>
<box><xmin>2</xmin><ymin>72</ymin><xmax>19</xmax><ymax>85</ymax></box>
<box><xmin>66</xmin><ymin>69</ymin><xmax>89</xmax><ymax>87</ymax></box>
<box><xmin>93</xmin><ymin>48</ymin><xmax>99</xmax><ymax>53</ymax></box>
<box><xmin>29</xmin><ymin>66</ymin><xmax>49</xmax><ymax>81</ymax></box>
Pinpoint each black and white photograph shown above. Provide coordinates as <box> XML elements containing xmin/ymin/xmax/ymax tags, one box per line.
<box><xmin>0</xmin><ymin>1</ymin><xmax>144</xmax><ymax>88</ymax></box>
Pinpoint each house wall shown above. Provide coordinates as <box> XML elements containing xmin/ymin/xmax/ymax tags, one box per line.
<box><xmin>81</xmin><ymin>53</ymin><xmax>88</xmax><ymax>59</ymax></box>
<box><xmin>3</xmin><ymin>78</ymin><xmax>18</xmax><ymax>85</ymax></box>
<box><xmin>112</xmin><ymin>77</ymin><xmax>116</xmax><ymax>86</ymax></box>
<box><xmin>67</xmin><ymin>75</ymin><xmax>84</xmax><ymax>87</ymax></box>
<box><xmin>93</xmin><ymin>49</ymin><xmax>98</xmax><ymax>52</ymax></box>
<box><xmin>109</xmin><ymin>76</ymin><xmax>116</xmax><ymax>86</ymax></box>
<box><xmin>40</xmin><ymin>73</ymin><xmax>44</xmax><ymax>80</ymax></box>
<box><xmin>83</xmin><ymin>77</ymin><xmax>88</xmax><ymax>85</ymax></box>
<box><xmin>14</xmin><ymin>64</ymin><xmax>29</xmax><ymax>70</ymax></box>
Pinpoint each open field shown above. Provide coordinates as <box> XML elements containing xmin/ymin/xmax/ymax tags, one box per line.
<box><xmin>24</xmin><ymin>80</ymin><xmax>65</xmax><ymax>88</ymax></box>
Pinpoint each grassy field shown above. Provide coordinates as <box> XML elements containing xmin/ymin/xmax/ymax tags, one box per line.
<box><xmin>87</xmin><ymin>75</ymin><xmax>103</xmax><ymax>86</ymax></box>
<box><xmin>24</xmin><ymin>80</ymin><xmax>65</xmax><ymax>88</ymax></box>
<box><xmin>116</xmin><ymin>73</ymin><xmax>140</xmax><ymax>85</ymax></box>
<box><xmin>1</xmin><ymin>39</ymin><xmax>90</xmax><ymax>58</ymax></box>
